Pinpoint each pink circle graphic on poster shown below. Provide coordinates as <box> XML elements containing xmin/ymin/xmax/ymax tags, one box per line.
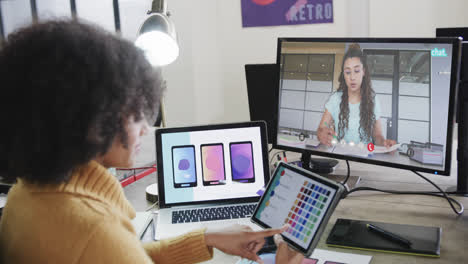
<box><xmin>252</xmin><ymin>0</ymin><xmax>276</xmax><ymax>6</ymax></box>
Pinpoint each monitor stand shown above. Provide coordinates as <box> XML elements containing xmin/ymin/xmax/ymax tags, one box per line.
<box><xmin>300</xmin><ymin>153</ymin><xmax>361</xmax><ymax>189</ymax></box>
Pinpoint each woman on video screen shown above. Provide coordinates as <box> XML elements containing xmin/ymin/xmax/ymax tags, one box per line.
<box><xmin>317</xmin><ymin>44</ymin><xmax>396</xmax><ymax>148</ymax></box>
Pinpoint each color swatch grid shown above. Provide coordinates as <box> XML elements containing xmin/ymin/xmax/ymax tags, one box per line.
<box><xmin>284</xmin><ymin>180</ymin><xmax>332</xmax><ymax>245</ymax></box>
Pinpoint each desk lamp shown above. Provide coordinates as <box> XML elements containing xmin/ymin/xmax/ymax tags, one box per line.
<box><xmin>135</xmin><ymin>0</ymin><xmax>177</xmax><ymax>204</ymax></box>
<box><xmin>135</xmin><ymin>0</ymin><xmax>179</xmax><ymax>66</ymax></box>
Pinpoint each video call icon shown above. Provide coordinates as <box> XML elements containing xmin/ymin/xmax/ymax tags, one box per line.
<box><xmin>367</xmin><ymin>143</ymin><xmax>375</xmax><ymax>152</ymax></box>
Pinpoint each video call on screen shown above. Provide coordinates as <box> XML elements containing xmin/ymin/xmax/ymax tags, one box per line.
<box><xmin>276</xmin><ymin>41</ymin><xmax>454</xmax><ymax>171</ymax></box>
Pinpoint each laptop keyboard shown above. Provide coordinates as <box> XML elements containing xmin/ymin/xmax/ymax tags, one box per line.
<box><xmin>172</xmin><ymin>204</ymin><xmax>256</xmax><ymax>224</ymax></box>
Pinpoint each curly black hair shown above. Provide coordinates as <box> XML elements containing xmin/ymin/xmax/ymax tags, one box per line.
<box><xmin>336</xmin><ymin>43</ymin><xmax>376</xmax><ymax>143</ymax></box>
<box><xmin>0</xmin><ymin>20</ymin><xmax>164</xmax><ymax>184</ymax></box>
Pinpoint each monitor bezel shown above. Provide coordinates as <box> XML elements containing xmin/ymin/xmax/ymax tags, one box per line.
<box><xmin>274</xmin><ymin>37</ymin><xmax>462</xmax><ymax>176</ymax></box>
<box><xmin>156</xmin><ymin>121</ymin><xmax>270</xmax><ymax>208</ymax></box>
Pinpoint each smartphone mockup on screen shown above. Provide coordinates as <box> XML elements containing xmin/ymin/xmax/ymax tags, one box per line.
<box><xmin>230</xmin><ymin>141</ymin><xmax>255</xmax><ymax>183</ymax></box>
<box><xmin>171</xmin><ymin>145</ymin><xmax>197</xmax><ymax>188</ymax></box>
<box><xmin>200</xmin><ymin>143</ymin><xmax>226</xmax><ymax>186</ymax></box>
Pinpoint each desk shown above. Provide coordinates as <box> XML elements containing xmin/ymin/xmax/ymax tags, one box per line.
<box><xmin>124</xmin><ymin>147</ymin><xmax>468</xmax><ymax>263</ymax></box>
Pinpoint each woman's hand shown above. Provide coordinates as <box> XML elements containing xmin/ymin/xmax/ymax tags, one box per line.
<box><xmin>383</xmin><ymin>139</ymin><xmax>396</xmax><ymax>148</ymax></box>
<box><xmin>204</xmin><ymin>224</ymin><xmax>287</xmax><ymax>263</ymax></box>
<box><xmin>317</xmin><ymin>111</ymin><xmax>336</xmax><ymax>147</ymax></box>
<box><xmin>317</xmin><ymin>126</ymin><xmax>336</xmax><ymax>146</ymax></box>
<box><xmin>274</xmin><ymin>234</ymin><xmax>305</xmax><ymax>264</ymax></box>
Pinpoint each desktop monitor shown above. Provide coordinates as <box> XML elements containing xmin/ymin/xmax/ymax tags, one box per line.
<box><xmin>274</xmin><ymin>38</ymin><xmax>461</xmax><ymax>176</ymax></box>
<box><xmin>245</xmin><ymin>64</ymin><xmax>279</xmax><ymax>144</ymax></box>
<box><xmin>436</xmin><ymin>29</ymin><xmax>467</xmax><ymax>76</ymax></box>
<box><xmin>436</xmin><ymin>28</ymin><xmax>468</xmax><ymax>121</ymax></box>
<box><xmin>436</xmin><ymin>28</ymin><xmax>468</xmax><ymax>195</ymax></box>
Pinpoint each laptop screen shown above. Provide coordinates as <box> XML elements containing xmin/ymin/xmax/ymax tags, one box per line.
<box><xmin>156</xmin><ymin>121</ymin><xmax>270</xmax><ymax>208</ymax></box>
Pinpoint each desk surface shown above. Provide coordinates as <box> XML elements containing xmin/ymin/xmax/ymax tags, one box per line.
<box><xmin>124</xmin><ymin>145</ymin><xmax>468</xmax><ymax>263</ymax></box>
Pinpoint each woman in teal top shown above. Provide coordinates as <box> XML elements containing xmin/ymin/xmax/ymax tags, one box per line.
<box><xmin>317</xmin><ymin>44</ymin><xmax>396</xmax><ymax>148</ymax></box>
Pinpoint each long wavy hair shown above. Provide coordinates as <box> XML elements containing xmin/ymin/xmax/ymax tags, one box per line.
<box><xmin>336</xmin><ymin>44</ymin><xmax>375</xmax><ymax>142</ymax></box>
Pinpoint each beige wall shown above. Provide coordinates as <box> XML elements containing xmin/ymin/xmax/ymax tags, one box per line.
<box><xmin>162</xmin><ymin>0</ymin><xmax>348</xmax><ymax>126</ymax></box>
<box><xmin>369</xmin><ymin>0</ymin><xmax>468</xmax><ymax>37</ymax></box>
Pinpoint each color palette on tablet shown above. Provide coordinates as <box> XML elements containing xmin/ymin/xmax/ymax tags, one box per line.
<box><xmin>253</xmin><ymin>165</ymin><xmax>337</xmax><ymax>249</ymax></box>
<box><xmin>284</xmin><ymin>179</ymin><xmax>332</xmax><ymax>245</ymax></box>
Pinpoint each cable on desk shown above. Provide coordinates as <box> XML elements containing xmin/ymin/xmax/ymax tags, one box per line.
<box><xmin>268</xmin><ymin>146</ymin><xmax>274</xmax><ymax>154</ymax></box>
<box><xmin>341</xmin><ymin>160</ymin><xmax>350</xmax><ymax>185</ymax></box>
<box><xmin>343</xmin><ymin>170</ymin><xmax>465</xmax><ymax>216</ymax></box>
<box><xmin>269</xmin><ymin>150</ymin><xmax>286</xmax><ymax>168</ymax></box>
<box><xmin>145</xmin><ymin>201</ymin><xmax>159</xmax><ymax>212</ymax></box>
<box><xmin>116</xmin><ymin>166</ymin><xmax>156</xmax><ymax>171</ymax></box>
<box><xmin>412</xmin><ymin>170</ymin><xmax>464</xmax><ymax>216</ymax></box>
<box><xmin>337</xmin><ymin>160</ymin><xmax>351</xmax><ymax>197</ymax></box>
<box><xmin>345</xmin><ymin>186</ymin><xmax>464</xmax><ymax>216</ymax></box>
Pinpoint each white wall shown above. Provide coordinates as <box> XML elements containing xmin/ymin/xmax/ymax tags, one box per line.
<box><xmin>36</xmin><ymin>0</ymin><xmax>72</xmax><ymax>20</ymax></box>
<box><xmin>369</xmin><ymin>0</ymin><xmax>468</xmax><ymax>37</ymax></box>
<box><xmin>1</xmin><ymin>0</ymin><xmax>33</xmax><ymax>36</ymax></box>
<box><xmin>74</xmin><ymin>0</ymin><xmax>115</xmax><ymax>32</ymax></box>
<box><xmin>164</xmin><ymin>0</ymin><xmax>347</xmax><ymax>126</ymax></box>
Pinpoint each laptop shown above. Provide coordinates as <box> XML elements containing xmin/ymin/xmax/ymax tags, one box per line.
<box><xmin>154</xmin><ymin>121</ymin><xmax>271</xmax><ymax>240</ymax></box>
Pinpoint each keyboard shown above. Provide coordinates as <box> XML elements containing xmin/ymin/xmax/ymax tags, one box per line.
<box><xmin>172</xmin><ymin>204</ymin><xmax>256</xmax><ymax>224</ymax></box>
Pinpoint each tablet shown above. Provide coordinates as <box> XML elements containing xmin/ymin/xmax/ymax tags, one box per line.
<box><xmin>251</xmin><ymin>162</ymin><xmax>345</xmax><ymax>256</ymax></box>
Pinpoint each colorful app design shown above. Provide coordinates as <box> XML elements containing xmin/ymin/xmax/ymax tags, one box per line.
<box><xmin>171</xmin><ymin>145</ymin><xmax>197</xmax><ymax>188</ymax></box>
<box><xmin>230</xmin><ymin>141</ymin><xmax>255</xmax><ymax>183</ymax></box>
<box><xmin>283</xmin><ymin>179</ymin><xmax>332</xmax><ymax>246</ymax></box>
<box><xmin>201</xmin><ymin>143</ymin><xmax>226</xmax><ymax>186</ymax></box>
<box><xmin>256</xmin><ymin>167</ymin><xmax>336</xmax><ymax>249</ymax></box>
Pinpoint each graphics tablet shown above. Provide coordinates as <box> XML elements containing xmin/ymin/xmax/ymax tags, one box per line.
<box><xmin>251</xmin><ymin>162</ymin><xmax>344</xmax><ymax>256</ymax></box>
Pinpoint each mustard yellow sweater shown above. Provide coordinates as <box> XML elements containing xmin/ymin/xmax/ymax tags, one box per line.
<box><xmin>0</xmin><ymin>161</ymin><xmax>213</xmax><ymax>263</ymax></box>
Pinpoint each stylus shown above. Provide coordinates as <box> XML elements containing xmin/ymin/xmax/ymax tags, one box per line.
<box><xmin>324</xmin><ymin>121</ymin><xmax>337</xmax><ymax>140</ymax></box>
<box><xmin>366</xmin><ymin>224</ymin><xmax>412</xmax><ymax>247</ymax></box>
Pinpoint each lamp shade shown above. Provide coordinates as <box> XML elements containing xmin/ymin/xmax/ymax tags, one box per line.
<box><xmin>135</xmin><ymin>13</ymin><xmax>179</xmax><ymax>66</ymax></box>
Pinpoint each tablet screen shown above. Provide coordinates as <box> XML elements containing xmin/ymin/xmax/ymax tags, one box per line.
<box><xmin>252</xmin><ymin>163</ymin><xmax>341</xmax><ymax>253</ymax></box>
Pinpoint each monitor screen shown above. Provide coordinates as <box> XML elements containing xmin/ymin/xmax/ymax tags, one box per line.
<box><xmin>275</xmin><ymin>38</ymin><xmax>461</xmax><ymax>175</ymax></box>
<box><xmin>156</xmin><ymin>121</ymin><xmax>270</xmax><ymax>207</ymax></box>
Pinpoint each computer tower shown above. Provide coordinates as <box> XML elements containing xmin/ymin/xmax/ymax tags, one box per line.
<box><xmin>244</xmin><ymin>63</ymin><xmax>279</xmax><ymax>144</ymax></box>
<box><xmin>437</xmin><ymin>27</ymin><xmax>468</xmax><ymax>195</ymax></box>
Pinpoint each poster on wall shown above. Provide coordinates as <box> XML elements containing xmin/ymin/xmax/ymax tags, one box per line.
<box><xmin>241</xmin><ymin>0</ymin><xmax>333</xmax><ymax>28</ymax></box>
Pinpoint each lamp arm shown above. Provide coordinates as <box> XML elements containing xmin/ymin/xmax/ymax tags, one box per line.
<box><xmin>148</xmin><ymin>0</ymin><xmax>167</xmax><ymax>15</ymax></box>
